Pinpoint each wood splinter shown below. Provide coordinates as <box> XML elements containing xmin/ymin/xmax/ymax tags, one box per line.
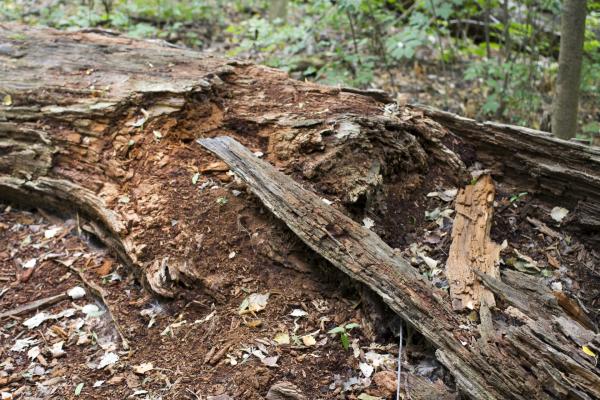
<box><xmin>446</xmin><ymin>175</ymin><xmax>504</xmax><ymax>311</ymax></box>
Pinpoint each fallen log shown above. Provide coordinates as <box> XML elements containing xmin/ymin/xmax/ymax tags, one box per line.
<box><xmin>1</xmin><ymin>24</ymin><xmax>600</xmax><ymax>399</ymax></box>
<box><xmin>414</xmin><ymin>105</ymin><xmax>600</xmax><ymax>243</ymax></box>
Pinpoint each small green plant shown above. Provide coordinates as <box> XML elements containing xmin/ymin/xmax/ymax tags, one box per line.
<box><xmin>216</xmin><ymin>196</ymin><xmax>228</xmax><ymax>206</ymax></box>
<box><xmin>328</xmin><ymin>322</ymin><xmax>360</xmax><ymax>350</ymax></box>
<box><xmin>509</xmin><ymin>192</ymin><xmax>528</xmax><ymax>203</ymax></box>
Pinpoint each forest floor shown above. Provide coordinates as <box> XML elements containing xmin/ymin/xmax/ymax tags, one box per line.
<box><xmin>0</xmin><ymin>17</ymin><xmax>598</xmax><ymax>400</ymax></box>
<box><xmin>1</xmin><ymin>147</ymin><xmax>598</xmax><ymax>399</ymax></box>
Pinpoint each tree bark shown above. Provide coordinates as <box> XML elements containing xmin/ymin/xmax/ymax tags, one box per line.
<box><xmin>551</xmin><ymin>0</ymin><xmax>587</xmax><ymax>139</ymax></box>
<box><xmin>1</xmin><ymin>24</ymin><xmax>600</xmax><ymax>399</ymax></box>
<box><xmin>417</xmin><ymin>105</ymin><xmax>600</xmax><ymax>244</ymax></box>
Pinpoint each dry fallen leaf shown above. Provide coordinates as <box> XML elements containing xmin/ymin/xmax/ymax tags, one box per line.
<box><xmin>274</xmin><ymin>332</ymin><xmax>290</xmax><ymax>345</ymax></box>
<box><xmin>261</xmin><ymin>356</ymin><xmax>279</xmax><ymax>367</ymax></box>
<box><xmin>239</xmin><ymin>293</ymin><xmax>269</xmax><ymax>315</ymax></box>
<box><xmin>245</xmin><ymin>319</ymin><xmax>262</xmax><ymax>328</ymax></box>
<box><xmin>50</xmin><ymin>341</ymin><xmax>65</xmax><ymax>358</ymax></box>
<box><xmin>27</xmin><ymin>346</ymin><xmax>40</xmax><ymax>360</ymax></box>
<box><xmin>289</xmin><ymin>309</ymin><xmax>308</xmax><ymax>318</ymax></box>
<box><xmin>97</xmin><ymin>352</ymin><xmax>119</xmax><ymax>369</ymax></box>
<box><xmin>132</xmin><ymin>362</ymin><xmax>154</xmax><ymax>375</ymax></box>
<box><xmin>44</xmin><ymin>227</ymin><xmax>61</xmax><ymax>239</ymax></box>
<box><xmin>96</xmin><ymin>259</ymin><xmax>114</xmax><ymax>276</ymax></box>
<box><xmin>582</xmin><ymin>345</ymin><xmax>597</xmax><ymax>358</ymax></box>
<box><xmin>362</xmin><ymin>217</ymin><xmax>375</xmax><ymax>229</ymax></box>
<box><xmin>107</xmin><ymin>375</ymin><xmax>126</xmax><ymax>385</ymax></box>
<box><xmin>301</xmin><ymin>335</ymin><xmax>316</xmax><ymax>347</ymax></box>
<box><xmin>67</xmin><ymin>286</ymin><xmax>86</xmax><ymax>299</ymax></box>
<box><xmin>547</xmin><ymin>254</ymin><xmax>561</xmax><ymax>269</ymax></box>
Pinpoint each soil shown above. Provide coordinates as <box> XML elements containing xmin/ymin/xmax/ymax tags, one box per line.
<box><xmin>0</xmin><ymin>195</ymin><xmax>402</xmax><ymax>400</ymax></box>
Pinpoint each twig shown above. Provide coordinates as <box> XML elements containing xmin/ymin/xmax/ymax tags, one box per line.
<box><xmin>209</xmin><ymin>342</ymin><xmax>233</xmax><ymax>366</ymax></box>
<box><xmin>346</xmin><ymin>10</ymin><xmax>361</xmax><ymax>65</ymax></box>
<box><xmin>0</xmin><ymin>293</ymin><xmax>68</xmax><ymax>319</ymax></box>
<box><xmin>62</xmin><ymin>263</ymin><xmax>130</xmax><ymax>350</ymax></box>
<box><xmin>396</xmin><ymin>322</ymin><xmax>403</xmax><ymax>400</ymax></box>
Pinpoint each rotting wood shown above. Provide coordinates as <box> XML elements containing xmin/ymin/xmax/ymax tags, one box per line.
<box><xmin>200</xmin><ymin>136</ymin><xmax>600</xmax><ymax>400</ymax></box>
<box><xmin>413</xmin><ymin>105</ymin><xmax>600</xmax><ymax>241</ymax></box>
<box><xmin>446</xmin><ymin>175</ymin><xmax>503</xmax><ymax>311</ymax></box>
<box><xmin>1</xmin><ymin>25</ymin><xmax>600</xmax><ymax>399</ymax></box>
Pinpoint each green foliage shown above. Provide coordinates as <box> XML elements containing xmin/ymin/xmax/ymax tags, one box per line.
<box><xmin>328</xmin><ymin>322</ymin><xmax>361</xmax><ymax>350</ymax></box>
<box><xmin>1</xmin><ymin>0</ymin><xmax>598</xmax><ymax>138</ymax></box>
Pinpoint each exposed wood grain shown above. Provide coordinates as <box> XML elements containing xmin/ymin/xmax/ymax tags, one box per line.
<box><xmin>446</xmin><ymin>175</ymin><xmax>502</xmax><ymax>311</ymax></box>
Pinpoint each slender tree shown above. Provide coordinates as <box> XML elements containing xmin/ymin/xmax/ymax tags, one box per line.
<box><xmin>551</xmin><ymin>0</ymin><xmax>587</xmax><ymax>140</ymax></box>
<box><xmin>268</xmin><ymin>0</ymin><xmax>288</xmax><ymax>23</ymax></box>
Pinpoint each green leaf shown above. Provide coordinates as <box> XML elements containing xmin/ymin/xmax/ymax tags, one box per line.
<box><xmin>509</xmin><ymin>192</ymin><xmax>528</xmax><ymax>203</ymax></box>
<box><xmin>582</xmin><ymin>121</ymin><xmax>599</xmax><ymax>134</ymax></box>
<box><xmin>340</xmin><ymin>332</ymin><xmax>350</xmax><ymax>350</ymax></box>
<box><xmin>541</xmin><ymin>269</ymin><xmax>553</xmax><ymax>278</ymax></box>
<box><xmin>482</xmin><ymin>97</ymin><xmax>500</xmax><ymax>114</ymax></box>
<box><xmin>192</xmin><ymin>172</ymin><xmax>200</xmax><ymax>185</ymax></box>
<box><xmin>328</xmin><ymin>326</ymin><xmax>345</xmax><ymax>335</ymax></box>
<box><xmin>345</xmin><ymin>323</ymin><xmax>361</xmax><ymax>331</ymax></box>
<box><xmin>75</xmin><ymin>383</ymin><xmax>84</xmax><ymax>396</ymax></box>
<box><xmin>437</xmin><ymin>3</ymin><xmax>453</xmax><ymax>20</ymax></box>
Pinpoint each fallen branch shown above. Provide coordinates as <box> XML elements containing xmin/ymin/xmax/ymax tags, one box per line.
<box><xmin>0</xmin><ymin>293</ymin><xmax>68</xmax><ymax>319</ymax></box>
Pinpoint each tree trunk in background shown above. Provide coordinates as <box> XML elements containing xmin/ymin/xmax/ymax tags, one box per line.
<box><xmin>2</xmin><ymin>24</ymin><xmax>600</xmax><ymax>399</ymax></box>
<box><xmin>268</xmin><ymin>0</ymin><xmax>288</xmax><ymax>23</ymax></box>
<box><xmin>551</xmin><ymin>0</ymin><xmax>587</xmax><ymax>140</ymax></box>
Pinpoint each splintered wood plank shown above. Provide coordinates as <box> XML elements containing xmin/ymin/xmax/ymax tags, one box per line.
<box><xmin>446</xmin><ymin>175</ymin><xmax>502</xmax><ymax>311</ymax></box>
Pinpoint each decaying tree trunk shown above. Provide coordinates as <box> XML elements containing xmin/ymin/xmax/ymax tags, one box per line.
<box><xmin>2</xmin><ymin>24</ymin><xmax>600</xmax><ymax>399</ymax></box>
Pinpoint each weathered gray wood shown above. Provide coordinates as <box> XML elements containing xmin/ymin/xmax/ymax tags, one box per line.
<box><xmin>199</xmin><ymin>136</ymin><xmax>600</xmax><ymax>400</ymax></box>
